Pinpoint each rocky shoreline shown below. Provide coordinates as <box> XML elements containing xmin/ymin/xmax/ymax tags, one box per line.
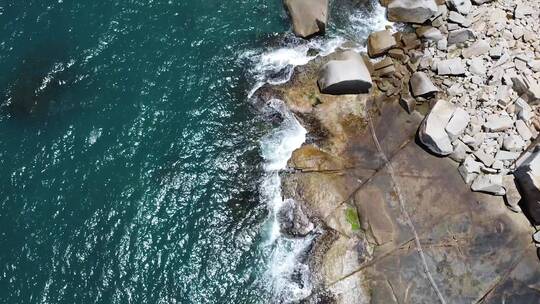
<box><xmin>258</xmin><ymin>0</ymin><xmax>540</xmax><ymax>303</ymax></box>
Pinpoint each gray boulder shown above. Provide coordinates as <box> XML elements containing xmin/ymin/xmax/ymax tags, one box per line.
<box><xmin>416</xmin><ymin>26</ymin><xmax>444</xmax><ymax>41</ymax></box>
<box><xmin>418</xmin><ymin>100</ymin><xmax>456</xmax><ymax>156</ymax></box>
<box><xmin>459</xmin><ymin>155</ymin><xmax>482</xmax><ymax>184</ymax></box>
<box><xmin>484</xmin><ymin>114</ymin><xmax>513</xmax><ymax>132</ymax></box>
<box><xmin>512</xmin><ymin>75</ymin><xmax>540</xmax><ymax>104</ymax></box>
<box><xmin>387</xmin><ymin>0</ymin><xmax>438</xmax><ymax>24</ymax></box>
<box><xmin>448</xmin><ymin>28</ymin><xmax>475</xmax><ymax>45</ymax></box>
<box><xmin>445</xmin><ymin>107</ymin><xmax>470</xmax><ymax>140</ymax></box>
<box><xmin>410</xmin><ymin>72</ymin><xmax>438</xmax><ymax>98</ymax></box>
<box><xmin>462</xmin><ymin>40</ymin><xmax>490</xmax><ymax>58</ymax></box>
<box><xmin>284</xmin><ymin>0</ymin><xmax>328</xmax><ymax>38</ymax></box>
<box><xmin>503</xmin><ymin>175</ymin><xmax>522</xmax><ymax>213</ymax></box>
<box><xmin>317</xmin><ymin>51</ymin><xmax>372</xmax><ymax>95</ymax></box>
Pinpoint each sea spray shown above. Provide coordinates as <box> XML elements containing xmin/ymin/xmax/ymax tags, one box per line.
<box><xmin>241</xmin><ymin>34</ymin><xmax>345</xmax><ymax>98</ymax></box>
<box><xmin>258</xmin><ymin>99</ymin><xmax>315</xmax><ymax>303</ymax></box>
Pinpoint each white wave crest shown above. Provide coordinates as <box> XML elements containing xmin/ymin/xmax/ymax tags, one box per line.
<box><xmin>250</xmin><ymin>1</ymin><xmax>389</xmax><ymax>302</ymax></box>
<box><xmin>258</xmin><ymin>99</ymin><xmax>312</xmax><ymax>303</ymax></box>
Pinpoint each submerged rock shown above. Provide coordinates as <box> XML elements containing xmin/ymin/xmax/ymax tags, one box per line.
<box><xmin>284</xmin><ymin>0</ymin><xmax>328</xmax><ymax>38</ymax></box>
<box><xmin>317</xmin><ymin>51</ymin><xmax>372</xmax><ymax>95</ymax></box>
<box><xmin>278</xmin><ymin>199</ymin><xmax>314</xmax><ymax>237</ymax></box>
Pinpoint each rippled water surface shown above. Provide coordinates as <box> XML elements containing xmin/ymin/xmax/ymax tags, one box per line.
<box><xmin>0</xmin><ymin>0</ymin><xmax>389</xmax><ymax>303</ymax></box>
<box><xmin>0</xmin><ymin>1</ymin><xmax>288</xmax><ymax>303</ymax></box>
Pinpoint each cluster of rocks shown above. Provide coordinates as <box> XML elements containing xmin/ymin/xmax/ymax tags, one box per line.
<box><xmin>284</xmin><ymin>0</ymin><xmax>540</xmax><ymax>231</ymax></box>
<box><xmin>368</xmin><ymin>0</ymin><xmax>540</xmax><ymax>218</ymax></box>
<box><xmin>287</xmin><ymin>0</ymin><xmax>540</xmax><ymax>219</ymax></box>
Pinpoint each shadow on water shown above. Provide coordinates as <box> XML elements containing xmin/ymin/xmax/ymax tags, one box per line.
<box><xmin>1</xmin><ymin>40</ymin><xmax>79</xmax><ymax>121</ymax></box>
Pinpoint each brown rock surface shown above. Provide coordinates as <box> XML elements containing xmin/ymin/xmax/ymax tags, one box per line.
<box><xmin>257</xmin><ymin>49</ymin><xmax>540</xmax><ymax>303</ymax></box>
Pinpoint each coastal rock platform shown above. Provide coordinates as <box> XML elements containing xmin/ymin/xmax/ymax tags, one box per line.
<box><xmin>256</xmin><ymin>52</ymin><xmax>540</xmax><ymax>303</ymax></box>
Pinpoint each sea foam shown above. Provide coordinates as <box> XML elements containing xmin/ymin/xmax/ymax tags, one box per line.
<box><xmin>246</xmin><ymin>1</ymin><xmax>390</xmax><ymax>301</ymax></box>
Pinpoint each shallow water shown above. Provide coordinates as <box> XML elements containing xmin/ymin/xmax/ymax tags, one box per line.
<box><xmin>0</xmin><ymin>0</ymin><xmax>388</xmax><ymax>303</ymax></box>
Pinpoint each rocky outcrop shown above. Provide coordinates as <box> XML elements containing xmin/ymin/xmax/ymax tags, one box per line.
<box><xmin>283</xmin><ymin>0</ymin><xmax>328</xmax><ymax>38</ymax></box>
<box><xmin>379</xmin><ymin>0</ymin><xmax>540</xmax><ymax>200</ymax></box>
<box><xmin>386</xmin><ymin>0</ymin><xmax>438</xmax><ymax>24</ymax></box>
<box><xmin>256</xmin><ymin>45</ymin><xmax>540</xmax><ymax>302</ymax></box>
<box><xmin>317</xmin><ymin>51</ymin><xmax>373</xmax><ymax>95</ymax></box>
<box><xmin>261</xmin><ymin>0</ymin><xmax>540</xmax><ymax>303</ymax></box>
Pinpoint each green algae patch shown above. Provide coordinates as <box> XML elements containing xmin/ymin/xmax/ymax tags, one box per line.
<box><xmin>345</xmin><ymin>207</ymin><xmax>361</xmax><ymax>231</ymax></box>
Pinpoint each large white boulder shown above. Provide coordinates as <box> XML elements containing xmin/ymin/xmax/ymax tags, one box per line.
<box><xmin>284</xmin><ymin>0</ymin><xmax>328</xmax><ymax>38</ymax></box>
<box><xmin>418</xmin><ymin>100</ymin><xmax>456</xmax><ymax>156</ymax></box>
<box><xmin>387</xmin><ymin>0</ymin><xmax>438</xmax><ymax>24</ymax></box>
<box><xmin>317</xmin><ymin>51</ymin><xmax>373</xmax><ymax>95</ymax></box>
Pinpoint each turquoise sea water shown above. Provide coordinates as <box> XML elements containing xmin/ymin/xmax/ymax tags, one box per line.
<box><xmin>0</xmin><ymin>1</ymin><xmax>288</xmax><ymax>303</ymax></box>
<box><xmin>0</xmin><ymin>0</ymin><xmax>387</xmax><ymax>303</ymax></box>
